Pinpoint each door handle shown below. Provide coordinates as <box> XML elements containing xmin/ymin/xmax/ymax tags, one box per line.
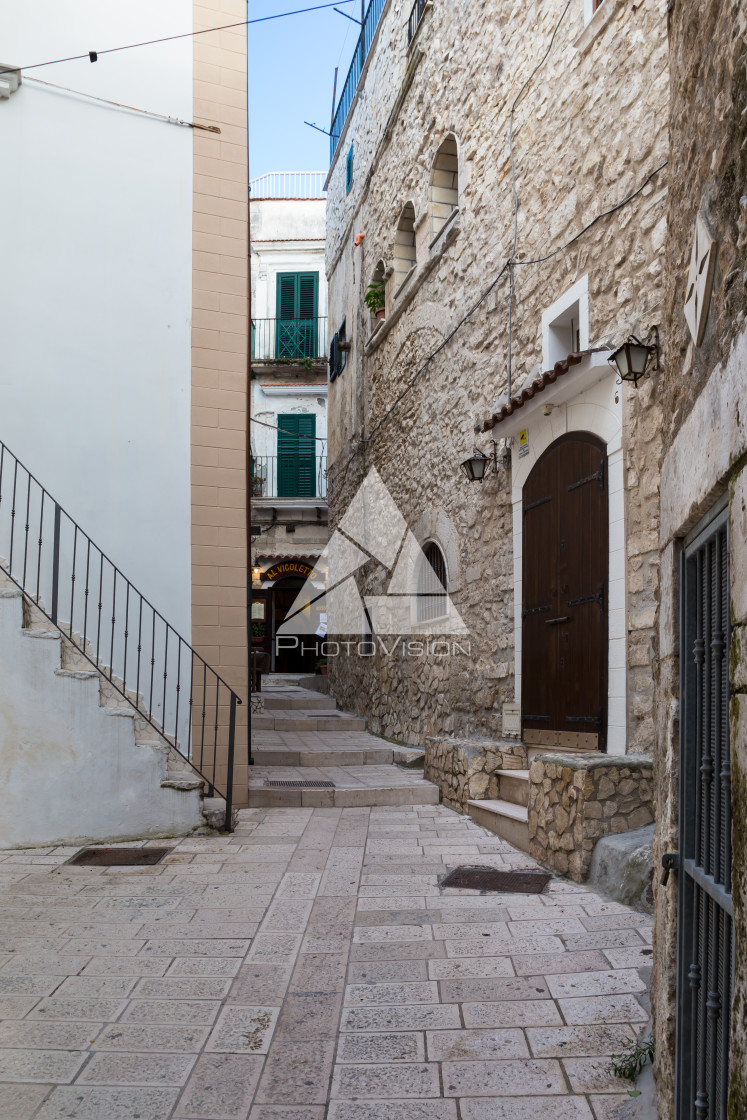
<box><xmin>661</xmin><ymin>851</ymin><xmax>679</xmax><ymax>886</ymax></box>
<box><xmin>545</xmin><ymin>616</ymin><xmax>571</xmax><ymax>625</ymax></box>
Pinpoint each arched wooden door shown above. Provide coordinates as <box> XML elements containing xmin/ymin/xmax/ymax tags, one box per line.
<box><xmin>521</xmin><ymin>432</ymin><xmax>608</xmax><ymax>750</ymax></box>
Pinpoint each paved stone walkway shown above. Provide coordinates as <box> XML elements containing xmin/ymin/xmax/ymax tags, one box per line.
<box><xmin>0</xmin><ymin>805</ymin><xmax>652</xmax><ymax>1119</ymax></box>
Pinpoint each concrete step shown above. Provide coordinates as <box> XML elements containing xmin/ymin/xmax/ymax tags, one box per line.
<box><xmin>248</xmin><ymin>765</ymin><xmax>440</xmax><ymax>809</ymax></box>
<box><xmin>252</xmin><ymin>745</ymin><xmax>394</xmax><ymax>767</ymax></box>
<box><xmin>497</xmin><ymin>769</ymin><xmax>529</xmax><ymax>807</ymax></box>
<box><xmin>467</xmin><ymin>798</ymin><xmax>530</xmax><ymax>853</ymax></box>
<box><xmin>254</xmin><ymin>690</ymin><xmax>337</xmax><ymax>712</ymax></box>
<box><xmin>527</xmin><ymin>745</ymin><xmax>603</xmax><ymax>761</ymax></box>
<box><xmin>251</xmin><ymin>709</ymin><xmax>366</xmax><ymax>732</ymax></box>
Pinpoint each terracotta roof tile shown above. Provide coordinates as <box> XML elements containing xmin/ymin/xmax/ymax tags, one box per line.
<box><xmin>481</xmin><ymin>349</ymin><xmax>603</xmax><ymax>432</ymax></box>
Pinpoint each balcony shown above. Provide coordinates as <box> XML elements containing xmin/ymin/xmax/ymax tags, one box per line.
<box><xmin>250</xmin><ymin>172</ymin><xmax>326</xmax><ymax>199</ymax></box>
<box><xmin>330</xmin><ymin>0</ymin><xmax>386</xmax><ymax>161</ymax></box>
<box><xmin>251</xmin><ymin>318</ymin><xmax>328</xmax><ymax>364</ymax></box>
<box><xmin>250</xmin><ymin>455</ymin><xmax>328</xmax><ymax>501</ymax></box>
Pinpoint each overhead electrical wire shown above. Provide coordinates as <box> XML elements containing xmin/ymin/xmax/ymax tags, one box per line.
<box><xmin>331</xmin><ymin>158</ymin><xmax>667</xmax><ymax>483</ymax></box>
<box><xmin>250</xmin><ymin>415</ymin><xmax>328</xmax><ymax>444</ymax></box>
<box><xmin>0</xmin><ymin>1</ymin><xmax>355</xmax><ymax>77</ymax></box>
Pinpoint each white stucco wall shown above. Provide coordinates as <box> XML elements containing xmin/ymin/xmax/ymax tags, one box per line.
<box><xmin>0</xmin><ymin>590</ymin><xmax>202</xmax><ymax>847</ymax></box>
<box><xmin>251</xmin><ymin>197</ymin><xmax>327</xmax><ymax>322</ymax></box>
<box><xmin>0</xmin><ymin>1</ymin><xmax>193</xmax><ymax>638</ymax></box>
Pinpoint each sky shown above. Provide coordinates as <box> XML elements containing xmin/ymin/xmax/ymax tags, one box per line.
<box><xmin>247</xmin><ymin>0</ymin><xmax>360</xmax><ymax>180</ymax></box>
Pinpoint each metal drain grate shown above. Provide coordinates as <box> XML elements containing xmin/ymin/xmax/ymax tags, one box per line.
<box><xmin>264</xmin><ymin>779</ymin><xmax>336</xmax><ymax>789</ymax></box>
<box><xmin>441</xmin><ymin>865</ymin><xmax>551</xmax><ymax>894</ymax></box>
<box><xmin>67</xmin><ymin>847</ymin><xmax>171</xmax><ymax>867</ymax></box>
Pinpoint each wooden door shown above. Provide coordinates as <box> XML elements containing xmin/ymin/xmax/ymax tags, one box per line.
<box><xmin>521</xmin><ymin>433</ymin><xmax>608</xmax><ymax>750</ymax></box>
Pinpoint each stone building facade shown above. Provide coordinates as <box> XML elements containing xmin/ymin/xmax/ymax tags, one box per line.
<box><xmin>325</xmin><ymin>0</ymin><xmax>668</xmax><ymax>758</ymax></box>
<box><xmin>648</xmin><ymin>0</ymin><xmax>747</xmax><ymax>1116</ymax></box>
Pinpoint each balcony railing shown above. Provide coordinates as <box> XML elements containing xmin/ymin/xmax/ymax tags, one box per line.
<box><xmin>330</xmin><ymin>0</ymin><xmax>386</xmax><ymax>161</ymax></box>
<box><xmin>250</xmin><ymin>455</ymin><xmax>328</xmax><ymax>501</ymax></box>
<box><xmin>250</xmin><ymin>172</ymin><xmax>326</xmax><ymax>199</ymax></box>
<box><xmin>408</xmin><ymin>0</ymin><xmax>427</xmax><ymax>43</ymax></box>
<box><xmin>251</xmin><ymin>318</ymin><xmax>328</xmax><ymax>363</ymax></box>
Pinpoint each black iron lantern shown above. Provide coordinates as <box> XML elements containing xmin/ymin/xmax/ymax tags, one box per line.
<box><xmin>461</xmin><ymin>439</ymin><xmax>510</xmax><ymax>482</ymax></box>
<box><xmin>461</xmin><ymin>451</ymin><xmax>491</xmax><ymax>482</ymax></box>
<box><xmin>608</xmin><ymin>327</ymin><xmax>659</xmax><ymax>386</ymax></box>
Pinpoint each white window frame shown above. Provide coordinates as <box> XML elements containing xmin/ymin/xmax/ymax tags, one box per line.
<box><xmin>541</xmin><ymin>274</ymin><xmax>589</xmax><ymax>371</ymax></box>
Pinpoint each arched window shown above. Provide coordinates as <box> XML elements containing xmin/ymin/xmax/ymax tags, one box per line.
<box><xmin>430</xmin><ymin>135</ymin><xmax>459</xmax><ymax>238</ymax></box>
<box><xmin>367</xmin><ymin>258</ymin><xmax>387</xmax><ymax>322</ymax></box>
<box><xmin>394</xmin><ymin>202</ymin><xmax>416</xmax><ymax>290</ymax></box>
<box><xmin>417</xmin><ymin>542</ymin><xmax>448</xmax><ymax>622</ymax></box>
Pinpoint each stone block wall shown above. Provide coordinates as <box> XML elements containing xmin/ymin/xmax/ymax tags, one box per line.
<box><xmin>325</xmin><ymin>0</ymin><xmax>668</xmax><ymax>751</ymax></box>
<box><xmin>425</xmin><ymin>736</ymin><xmax>527</xmax><ymax>813</ymax></box>
<box><xmin>528</xmin><ymin>753</ymin><xmax>654</xmax><ymax>882</ymax></box>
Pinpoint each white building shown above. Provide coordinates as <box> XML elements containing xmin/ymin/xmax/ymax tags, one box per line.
<box><xmin>0</xmin><ymin>0</ymin><xmax>194</xmax><ymax>636</ymax></box>
<box><xmin>0</xmin><ymin>0</ymin><xmax>253</xmax><ymax>840</ymax></box>
<box><xmin>249</xmin><ymin>173</ymin><xmax>330</xmax><ymax>675</ymax></box>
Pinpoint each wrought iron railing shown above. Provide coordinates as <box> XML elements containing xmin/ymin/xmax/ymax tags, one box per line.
<box><xmin>251</xmin><ymin>317</ymin><xmax>327</xmax><ymax>362</ymax></box>
<box><xmin>330</xmin><ymin>0</ymin><xmax>386</xmax><ymax>161</ymax></box>
<box><xmin>250</xmin><ymin>172</ymin><xmax>326</xmax><ymax>199</ymax></box>
<box><xmin>250</xmin><ymin>455</ymin><xmax>328</xmax><ymax>500</ymax></box>
<box><xmin>407</xmin><ymin>0</ymin><xmax>428</xmax><ymax>42</ymax></box>
<box><xmin>0</xmin><ymin>440</ymin><xmax>243</xmax><ymax>827</ymax></box>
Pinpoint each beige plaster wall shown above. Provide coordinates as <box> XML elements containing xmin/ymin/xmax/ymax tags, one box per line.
<box><xmin>191</xmin><ymin>0</ymin><xmax>249</xmax><ymax>805</ymax></box>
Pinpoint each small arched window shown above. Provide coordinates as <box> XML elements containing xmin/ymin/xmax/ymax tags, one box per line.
<box><xmin>430</xmin><ymin>135</ymin><xmax>459</xmax><ymax>238</ymax></box>
<box><xmin>367</xmin><ymin>258</ymin><xmax>387</xmax><ymax>322</ymax></box>
<box><xmin>394</xmin><ymin>202</ymin><xmax>417</xmax><ymax>291</ymax></box>
<box><xmin>417</xmin><ymin>542</ymin><xmax>448</xmax><ymax>622</ymax></box>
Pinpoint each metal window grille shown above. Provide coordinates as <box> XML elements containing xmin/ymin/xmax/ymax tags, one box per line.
<box><xmin>408</xmin><ymin>0</ymin><xmax>428</xmax><ymax>43</ymax></box>
<box><xmin>417</xmin><ymin>542</ymin><xmax>447</xmax><ymax>623</ymax></box>
<box><xmin>676</xmin><ymin>497</ymin><xmax>734</xmax><ymax>1120</ymax></box>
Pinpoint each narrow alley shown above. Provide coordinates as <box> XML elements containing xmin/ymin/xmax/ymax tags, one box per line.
<box><xmin>0</xmin><ymin>688</ymin><xmax>652</xmax><ymax>1119</ymax></box>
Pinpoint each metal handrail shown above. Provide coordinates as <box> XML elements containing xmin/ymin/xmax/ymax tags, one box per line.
<box><xmin>250</xmin><ymin>455</ymin><xmax>328</xmax><ymax>500</ymax></box>
<box><xmin>250</xmin><ymin>172</ymin><xmax>326</xmax><ymax>199</ymax></box>
<box><xmin>0</xmin><ymin>439</ymin><xmax>243</xmax><ymax>829</ymax></box>
<box><xmin>330</xmin><ymin>0</ymin><xmax>386</xmax><ymax>161</ymax></box>
<box><xmin>251</xmin><ymin>317</ymin><xmax>328</xmax><ymax>362</ymax></box>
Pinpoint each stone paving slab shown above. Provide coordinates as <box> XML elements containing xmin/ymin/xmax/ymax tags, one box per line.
<box><xmin>0</xmin><ymin>804</ymin><xmax>653</xmax><ymax>1117</ymax></box>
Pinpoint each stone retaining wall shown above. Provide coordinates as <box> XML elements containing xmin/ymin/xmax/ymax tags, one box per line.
<box><xmin>528</xmin><ymin>753</ymin><xmax>654</xmax><ymax>882</ymax></box>
<box><xmin>424</xmin><ymin>736</ymin><xmax>527</xmax><ymax>812</ymax></box>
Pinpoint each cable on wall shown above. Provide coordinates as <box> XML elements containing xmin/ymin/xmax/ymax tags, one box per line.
<box><xmin>507</xmin><ymin>0</ymin><xmax>573</xmax><ymax>397</ymax></box>
<box><xmin>24</xmin><ymin>75</ymin><xmax>221</xmax><ymax>131</ymax></box>
<box><xmin>331</xmin><ymin>159</ymin><xmax>667</xmax><ymax>483</ymax></box>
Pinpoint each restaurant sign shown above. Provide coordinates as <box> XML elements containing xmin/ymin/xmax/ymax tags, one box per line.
<box><xmin>264</xmin><ymin>560</ymin><xmax>318</xmax><ymax>582</ymax></box>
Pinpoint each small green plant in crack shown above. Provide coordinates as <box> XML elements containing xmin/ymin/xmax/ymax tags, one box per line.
<box><xmin>606</xmin><ymin>1033</ymin><xmax>655</xmax><ymax>1082</ymax></box>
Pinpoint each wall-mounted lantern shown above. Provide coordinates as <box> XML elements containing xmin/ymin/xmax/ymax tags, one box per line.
<box><xmin>461</xmin><ymin>439</ymin><xmax>510</xmax><ymax>482</ymax></box>
<box><xmin>608</xmin><ymin>327</ymin><xmax>659</xmax><ymax>386</ymax></box>
<box><xmin>251</xmin><ymin>566</ymin><xmax>262</xmax><ymax>582</ymax></box>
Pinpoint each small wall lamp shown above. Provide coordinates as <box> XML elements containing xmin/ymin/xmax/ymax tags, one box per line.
<box><xmin>461</xmin><ymin>439</ymin><xmax>510</xmax><ymax>482</ymax></box>
<box><xmin>251</xmin><ymin>566</ymin><xmax>262</xmax><ymax>582</ymax></box>
<box><xmin>608</xmin><ymin>326</ymin><xmax>660</xmax><ymax>386</ymax></box>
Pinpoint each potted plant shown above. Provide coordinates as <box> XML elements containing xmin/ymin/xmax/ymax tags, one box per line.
<box><xmin>250</xmin><ymin>474</ymin><xmax>264</xmax><ymax>497</ymax></box>
<box><xmin>315</xmin><ymin>657</ymin><xmax>328</xmax><ymax>676</ymax></box>
<box><xmin>365</xmin><ymin>281</ymin><xmax>386</xmax><ymax>321</ymax></box>
<box><xmin>251</xmin><ymin>620</ymin><xmax>266</xmax><ymax>644</ymax></box>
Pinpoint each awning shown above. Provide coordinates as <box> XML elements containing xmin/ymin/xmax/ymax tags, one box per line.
<box><xmin>481</xmin><ymin>349</ymin><xmax>607</xmax><ymax>432</ymax></box>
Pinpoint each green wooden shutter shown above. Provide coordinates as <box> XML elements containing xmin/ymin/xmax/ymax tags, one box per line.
<box><xmin>277</xmin><ymin>413</ymin><xmax>316</xmax><ymax>498</ymax></box>
<box><xmin>276</xmin><ymin>273</ymin><xmax>319</xmax><ymax>359</ymax></box>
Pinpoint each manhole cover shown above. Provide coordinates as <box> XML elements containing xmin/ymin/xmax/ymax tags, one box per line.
<box><xmin>441</xmin><ymin>866</ymin><xmax>551</xmax><ymax>893</ymax></box>
<box><xmin>67</xmin><ymin>847</ymin><xmax>170</xmax><ymax>867</ymax></box>
<box><xmin>264</xmin><ymin>779</ymin><xmax>335</xmax><ymax>789</ymax></box>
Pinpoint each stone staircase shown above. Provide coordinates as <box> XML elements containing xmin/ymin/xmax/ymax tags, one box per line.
<box><xmin>467</xmin><ymin>769</ymin><xmax>530</xmax><ymax>852</ymax></box>
<box><xmin>249</xmin><ymin>681</ymin><xmax>437</xmax><ymax>808</ymax></box>
<box><xmin>0</xmin><ymin>575</ymin><xmax>217</xmax><ymax>848</ymax></box>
